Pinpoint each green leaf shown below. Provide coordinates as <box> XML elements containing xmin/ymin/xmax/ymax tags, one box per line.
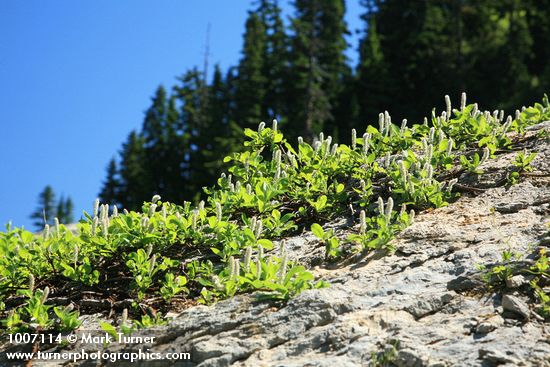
<box><xmin>243</xmin><ymin>128</ymin><xmax>256</xmax><ymax>138</ymax></box>
<box><xmin>257</xmin><ymin>239</ymin><xmax>273</xmax><ymax>250</ymax></box>
<box><xmin>99</xmin><ymin>322</ymin><xmax>118</xmax><ymax>341</ymax></box>
<box><xmin>311</xmin><ymin>223</ymin><xmax>325</xmax><ymax>239</ymax></box>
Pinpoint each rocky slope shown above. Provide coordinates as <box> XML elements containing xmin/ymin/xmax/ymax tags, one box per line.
<box><xmin>7</xmin><ymin>122</ymin><xmax>550</xmax><ymax>367</ymax></box>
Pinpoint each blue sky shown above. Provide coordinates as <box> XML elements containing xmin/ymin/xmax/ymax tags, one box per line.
<box><xmin>0</xmin><ymin>0</ymin><xmax>363</xmax><ymax>230</ymax></box>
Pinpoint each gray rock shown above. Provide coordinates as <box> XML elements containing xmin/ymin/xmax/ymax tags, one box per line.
<box><xmin>446</xmin><ymin>274</ymin><xmax>483</xmax><ymax>292</ymax></box>
<box><xmin>479</xmin><ymin>347</ymin><xmax>520</xmax><ymax>365</ymax></box>
<box><xmin>475</xmin><ymin>315</ymin><xmax>504</xmax><ymax>334</ymax></box>
<box><xmin>501</xmin><ymin>294</ymin><xmax>530</xmax><ymax>319</ymax></box>
<box><xmin>506</xmin><ymin>274</ymin><xmax>527</xmax><ymax>289</ymax></box>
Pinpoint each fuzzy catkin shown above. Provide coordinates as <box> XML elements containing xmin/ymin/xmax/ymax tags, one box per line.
<box><xmin>481</xmin><ymin>147</ymin><xmax>490</xmax><ymax>163</ymax></box>
<box><xmin>447</xmin><ymin>178</ymin><xmax>458</xmax><ymax>192</ymax></box>
<box><xmin>278</xmin><ymin>254</ymin><xmax>288</xmax><ymax>283</ymax></box>
<box><xmin>445</xmin><ymin>95</ymin><xmax>451</xmax><ymax>117</ymax></box>
<box><xmin>148</xmin><ymin>255</ymin><xmax>157</xmax><ymax>277</ymax></box>
<box><xmin>255</xmin><ymin>257</ymin><xmax>262</xmax><ymax>279</ymax></box>
<box><xmin>385</xmin><ymin>197</ymin><xmax>394</xmax><ymax>219</ymax></box>
<box><xmin>258</xmin><ymin>121</ymin><xmax>265</xmax><ymax>132</ymax></box>
<box><xmin>362</xmin><ymin>133</ymin><xmax>370</xmax><ymax>155</ymax></box>
<box><xmin>54</xmin><ymin>217</ymin><xmax>60</xmax><ymax>238</ymax></box>
<box><xmin>399</xmin><ymin>160</ymin><xmax>408</xmax><ymax>183</ymax></box>
<box><xmin>447</xmin><ymin>138</ymin><xmax>454</xmax><ymax>156</ymax></box>
<box><xmin>43</xmin><ymin>224</ymin><xmax>50</xmax><ymax>240</ymax></box>
<box><xmin>41</xmin><ymin>287</ymin><xmax>50</xmax><ymax>303</ymax></box>
<box><xmin>93</xmin><ymin>198</ymin><xmax>100</xmax><ymax>218</ymax></box>
<box><xmin>92</xmin><ymin>217</ymin><xmax>99</xmax><ymax>236</ymax></box>
<box><xmin>101</xmin><ymin>218</ymin><xmax>108</xmax><ymax>238</ymax></box>
<box><xmin>359</xmin><ymin>210</ymin><xmax>366</xmax><ymax>234</ymax></box>
<box><xmin>258</xmin><ymin>245</ymin><xmax>264</xmax><ymax>260</ymax></box>
<box><xmin>216</xmin><ymin>202</ymin><xmax>222</xmax><ymax>222</ymax></box>
<box><xmin>255</xmin><ymin>220</ymin><xmax>263</xmax><ymax>239</ymax></box>
<box><xmin>244</xmin><ymin>246</ymin><xmax>252</xmax><ymax>272</ymax></box>
<box><xmin>377</xmin><ymin>197</ymin><xmax>384</xmax><ymax>215</ymax></box>
<box><xmin>120</xmin><ymin>308</ymin><xmax>128</xmax><ymax>327</ymax></box>
<box><xmin>384</xmin><ymin>111</ymin><xmax>391</xmax><ymax>136</ymax></box>
<box><xmin>233</xmin><ymin>258</ymin><xmax>240</xmax><ymax>280</ymax></box>
<box><xmin>149</xmin><ymin>204</ymin><xmax>157</xmax><ymax>217</ymax></box>
<box><xmin>331</xmin><ymin>143</ymin><xmax>338</xmax><ymax>156</ymax></box>
<box><xmin>191</xmin><ymin>211</ymin><xmax>198</xmax><ymax>230</ymax></box>
<box><xmin>28</xmin><ymin>274</ymin><xmax>35</xmax><ymax>290</ymax></box>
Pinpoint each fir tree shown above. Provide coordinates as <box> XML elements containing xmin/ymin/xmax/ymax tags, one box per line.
<box><xmin>205</xmin><ymin>65</ymin><xmax>234</xmax><ymax>171</ymax></box>
<box><xmin>526</xmin><ymin>0</ymin><xmax>550</xmax><ymax>96</ymax></box>
<box><xmin>162</xmin><ymin>94</ymin><xmax>188</xmax><ymax>203</ymax></box>
<box><xmin>30</xmin><ymin>185</ymin><xmax>56</xmax><ymax>229</ymax></box>
<box><xmin>118</xmin><ymin>130</ymin><xmax>149</xmax><ymax>210</ymax></box>
<box><xmin>99</xmin><ymin>158</ymin><xmax>121</xmax><ymax>207</ymax></box>
<box><xmin>287</xmin><ymin>0</ymin><xmax>349</xmax><ymax>141</ymax></box>
<box><xmin>356</xmin><ymin>11</ymin><xmax>391</xmax><ymax>125</ymax></box>
<box><xmin>142</xmin><ymin>85</ymin><xmax>169</xmax><ymax>195</ymax></box>
<box><xmin>174</xmin><ymin>68</ymin><xmax>210</xmax><ymax>200</ymax></box>
<box><xmin>366</xmin><ymin>0</ymin><xmax>458</xmax><ymax>121</ymax></box>
<box><xmin>235</xmin><ymin>12</ymin><xmax>267</xmax><ymax>130</ymax></box>
<box><xmin>255</xmin><ymin>0</ymin><xmax>288</xmax><ymax>121</ymax></box>
<box><xmin>63</xmin><ymin>197</ymin><xmax>74</xmax><ymax>223</ymax></box>
<box><xmin>56</xmin><ymin>196</ymin><xmax>74</xmax><ymax>224</ymax></box>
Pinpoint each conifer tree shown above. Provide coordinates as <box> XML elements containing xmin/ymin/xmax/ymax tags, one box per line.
<box><xmin>56</xmin><ymin>196</ymin><xmax>74</xmax><ymax>224</ymax></box>
<box><xmin>30</xmin><ymin>186</ymin><xmax>74</xmax><ymax>229</ymax></box>
<box><xmin>118</xmin><ymin>131</ymin><xmax>149</xmax><ymax>210</ymax></box>
<box><xmin>99</xmin><ymin>158</ymin><xmax>121</xmax><ymax>207</ymax></box>
<box><xmin>287</xmin><ymin>0</ymin><xmax>349</xmax><ymax>141</ymax></box>
<box><xmin>255</xmin><ymin>0</ymin><xmax>288</xmax><ymax>121</ymax></box>
<box><xmin>142</xmin><ymin>85</ymin><xmax>169</xmax><ymax>195</ymax></box>
<box><xmin>175</xmin><ymin>68</ymin><xmax>210</xmax><ymax>200</ymax></box>
<box><xmin>526</xmin><ymin>0</ymin><xmax>550</xmax><ymax>96</ymax></box>
<box><xmin>465</xmin><ymin>0</ymin><xmax>533</xmax><ymax>109</ymax></box>
<box><xmin>205</xmin><ymin>65</ymin><xmax>234</xmax><ymax>171</ymax></box>
<box><xmin>356</xmin><ymin>10</ymin><xmax>391</xmax><ymax>125</ymax></box>
<box><xmin>356</xmin><ymin>0</ymin><xmax>541</xmax><ymax>121</ymax></box>
<box><xmin>235</xmin><ymin>12</ymin><xmax>267</xmax><ymax>130</ymax></box>
<box><xmin>63</xmin><ymin>197</ymin><xmax>74</xmax><ymax>223</ymax></box>
<box><xmin>30</xmin><ymin>185</ymin><xmax>56</xmax><ymax>229</ymax></box>
<box><xmin>364</xmin><ymin>0</ymin><xmax>457</xmax><ymax>121</ymax></box>
<box><xmin>162</xmin><ymin>94</ymin><xmax>187</xmax><ymax>203</ymax></box>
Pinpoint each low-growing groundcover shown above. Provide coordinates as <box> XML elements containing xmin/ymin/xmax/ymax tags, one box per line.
<box><xmin>0</xmin><ymin>93</ymin><xmax>549</xmax><ymax>336</ymax></box>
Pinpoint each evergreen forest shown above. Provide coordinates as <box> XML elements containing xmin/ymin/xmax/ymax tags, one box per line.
<box><xmin>93</xmin><ymin>0</ymin><xmax>550</xmax><ymax>211</ymax></box>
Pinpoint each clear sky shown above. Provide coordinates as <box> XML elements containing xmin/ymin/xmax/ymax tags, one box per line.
<box><xmin>0</xmin><ymin>0</ymin><xmax>363</xmax><ymax>230</ymax></box>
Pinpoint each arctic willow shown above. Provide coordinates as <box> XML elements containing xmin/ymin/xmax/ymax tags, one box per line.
<box><xmin>0</xmin><ymin>93</ymin><xmax>549</xmax><ymax>334</ymax></box>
